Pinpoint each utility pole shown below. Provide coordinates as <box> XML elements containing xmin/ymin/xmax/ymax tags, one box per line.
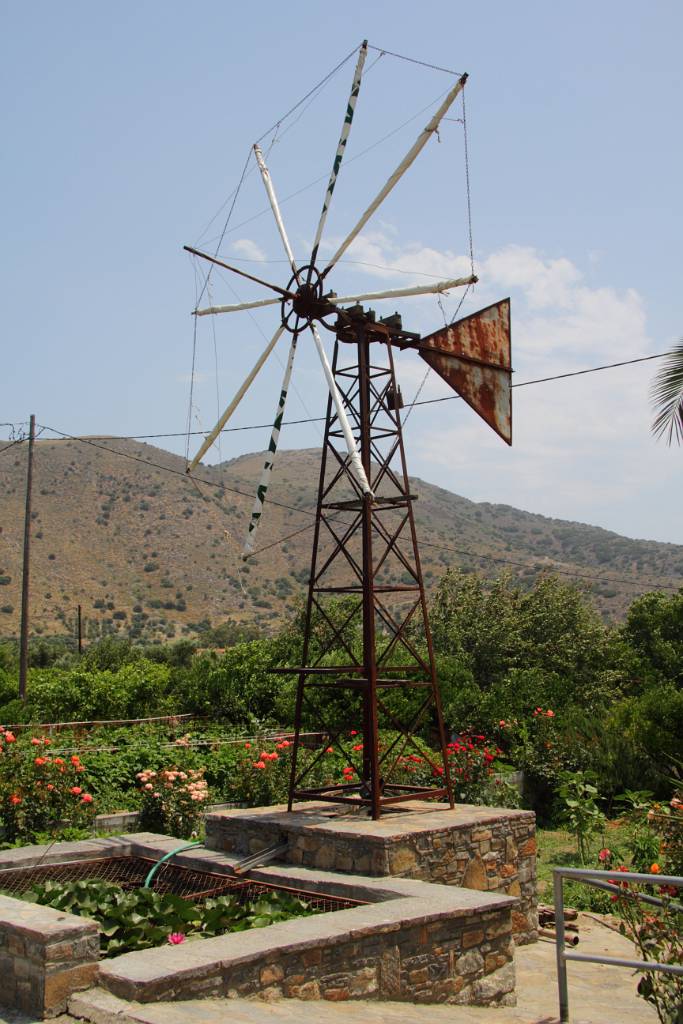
<box><xmin>18</xmin><ymin>414</ymin><xmax>36</xmax><ymax>700</ymax></box>
<box><xmin>77</xmin><ymin>604</ymin><xmax>83</xmax><ymax>655</ymax></box>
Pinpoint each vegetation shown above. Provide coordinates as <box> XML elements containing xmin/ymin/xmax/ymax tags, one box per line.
<box><xmin>17</xmin><ymin>878</ymin><xmax>317</xmax><ymax>956</ymax></box>
<box><xmin>650</xmin><ymin>338</ymin><xmax>683</xmax><ymax>445</ymax></box>
<box><xmin>0</xmin><ymin>442</ymin><xmax>681</xmax><ymax>645</ymax></box>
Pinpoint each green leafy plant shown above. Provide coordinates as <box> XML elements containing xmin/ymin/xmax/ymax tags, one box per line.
<box><xmin>0</xmin><ymin>726</ymin><xmax>95</xmax><ymax>842</ymax></box>
<box><xmin>21</xmin><ymin>878</ymin><xmax>316</xmax><ymax>957</ymax></box>
<box><xmin>557</xmin><ymin>770</ymin><xmax>605</xmax><ymax>865</ymax></box>
<box><xmin>136</xmin><ymin>767</ymin><xmax>209</xmax><ymax>838</ymax></box>
<box><xmin>610</xmin><ymin>875</ymin><xmax>683</xmax><ymax>1024</ymax></box>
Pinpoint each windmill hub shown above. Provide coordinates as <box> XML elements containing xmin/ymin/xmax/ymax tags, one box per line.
<box><xmin>281</xmin><ymin>264</ymin><xmax>330</xmax><ymax>332</ymax></box>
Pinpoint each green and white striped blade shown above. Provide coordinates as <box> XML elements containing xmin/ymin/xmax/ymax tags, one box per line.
<box><xmin>243</xmin><ymin>334</ymin><xmax>299</xmax><ymax>556</ymax></box>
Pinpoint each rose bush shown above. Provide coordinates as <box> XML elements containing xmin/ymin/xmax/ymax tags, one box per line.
<box><xmin>137</xmin><ymin>767</ymin><xmax>209</xmax><ymax>838</ymax></box>
<box><xmin>0</xmin><ymin>725</ymin><xmax>95</xmax><ymax>842</ymax></box>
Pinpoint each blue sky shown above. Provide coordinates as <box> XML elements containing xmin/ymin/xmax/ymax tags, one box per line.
<box><xmin>3</xmin><ymin>1</ymin><xmax>682</xmax><ymax>544</ymax></box>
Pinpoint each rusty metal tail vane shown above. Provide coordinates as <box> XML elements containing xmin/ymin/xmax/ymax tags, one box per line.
<box><xmin>415</xmin><ymin>298</ymin><xmax>512</xmax><ymax>444</ymax></box>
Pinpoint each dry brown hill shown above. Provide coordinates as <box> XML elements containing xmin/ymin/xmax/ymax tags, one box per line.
<box><xmin>0</xmin><ymin>437</ymin><xmax>681</xmax><ymax>642</ymax></box>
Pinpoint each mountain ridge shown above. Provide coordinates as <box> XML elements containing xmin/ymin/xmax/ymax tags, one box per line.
<box><xmin>0</xmin><ymin>438</ymin><xmax>680</xmax><ymax>642</ymax></box>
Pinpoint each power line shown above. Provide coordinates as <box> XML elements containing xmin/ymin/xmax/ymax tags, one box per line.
<box><xmin>37</xmin><ymin>425</ymin><xmax>319</xmax><ymax>521</ymax></box>
<box><xmin>0</xmin><ymin>437</ymin><xmax>27</xmax><ymax>456</ymax></box>
<box><xmin>28</xmin><ymin>351</ymin><xmax>672</xmax><ymax>443</ymax></box>
<box><xmin>26</xmin><ymin>424</ymin><xmax>683</xmax><ymax>595</ymax></box>
<box><xmin>417</xmin><ymin>540</ymin><xmax>681</xmax><ymax>592</ymax></box>
<box><xmin>247</xmin><ymin>513</ymin><xmax>680</xmax><ymax>592</ymax></box>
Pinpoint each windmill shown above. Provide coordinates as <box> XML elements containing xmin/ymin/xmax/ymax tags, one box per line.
<box><xmin>185</xmin><ymin>41</ymin><xmax>512</xmax><ymax>819</ymax></box>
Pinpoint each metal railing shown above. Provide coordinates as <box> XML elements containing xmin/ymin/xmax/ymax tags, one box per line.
<box><xmin>553</xmin><ymin>866</ymin><xmax>683</xmax><ymax>1022</ymax></box>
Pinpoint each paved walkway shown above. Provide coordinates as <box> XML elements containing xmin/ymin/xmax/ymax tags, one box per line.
<box><xmin>0</xmin><ymin>914</ymin><xmax>656</xmax><ymax>1024</ymax></box>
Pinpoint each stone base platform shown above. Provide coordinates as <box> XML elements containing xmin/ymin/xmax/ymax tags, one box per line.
<box><xmin>205</xmin><ymin>801</ymin><xmax>537</xmax><ymax>944</ymax></box>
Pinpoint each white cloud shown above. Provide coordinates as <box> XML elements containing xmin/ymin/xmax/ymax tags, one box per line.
<box><xmin>339</xmin><ymin>233</ymin><xmax>681</xmax><ymax>543</ymax></box>
<box><xmin>232</xmin><ymin>238</ymin><xmax>267</xmax><ymax>262</ymax></box>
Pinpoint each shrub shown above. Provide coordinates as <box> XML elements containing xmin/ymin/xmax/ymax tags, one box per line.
<box><xmin>136</xmin><ymin>767</ymin><xmax>209</xmax><ymax>838</ymax></box>
<box><xmin>0</xmin><ymin>727</ymin><xmax>95</xmax><ymax>842</ymax></box>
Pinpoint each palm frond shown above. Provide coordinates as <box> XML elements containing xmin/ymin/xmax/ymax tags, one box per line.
<box><xmin>650</xmin><ymin>339</ymin><xmax>683</xmax><ymax>446</ymax></box>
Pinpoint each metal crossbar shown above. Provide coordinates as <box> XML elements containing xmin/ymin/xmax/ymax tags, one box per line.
<box><xmin>552</xmin><ymin>866</ymin><xmax>683</xmax><ymax>1022</ymax></box>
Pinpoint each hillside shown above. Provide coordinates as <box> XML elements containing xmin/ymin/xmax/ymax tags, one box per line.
<box><xmin>0</xmin><ymin>437</ymin><xmax>681</xmax><ymax>642</ymax></box>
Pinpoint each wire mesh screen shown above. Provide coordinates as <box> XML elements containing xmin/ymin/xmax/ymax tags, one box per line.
<box><xmin>0</xmin><ymin>855</ymin><xmax>364</xmax><ymax>913</ymax></box>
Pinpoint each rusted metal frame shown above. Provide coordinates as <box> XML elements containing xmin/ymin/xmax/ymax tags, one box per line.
<box><xmin>371</xmin><ymin>511</ymin><xmax>419</xmax><ymax>582</ymax></box>
<box><xmin>295</xmin><ymin>693</ymin><xmax>356</xmax><ymax>784</ymax></box>
<box><xmin>331</xmin><ymin>366</ymin><xmax>363</xmax><ymax>426</ymax></box>
<box><xmin>372</xmin><ymin>510</ymin><xmax>411</xmax><ymax>579</ymax></box>
<box><xmin>386</xmin><ymin>341</ymin><xmax>454</xmax><ymax>807</ymax></box>
<box><xmin>292</xmin><ymin>693</ymin><xmax>358</xmax><ymax>788</ymax></box>
<box><xmin>290</xmin><ymin>787</ymin><xmax>449</xmax><ymax>807</ymax></box>
<box><xmin>356</xmin><ymin>325</ymin><xmax>382</xmax><ymax>819</ymax></box>
<box><xmin>376</xmin><ymin>788</ymin><xmax>449</xmax><ymax>805</ymax></box>
<box><xmin>375</xmin><ymin>691</ymin><xmax>445</xmax><ymax>777</ymax></box>
<box><xmin>308</xmin><ymin>593</ymin><xmax>362</xmax><ymax>667</ymax></box>
<box><xmin>413</xmin><ymin>342</ymin><xmax>508</xmax><ymax>372</ymax></box>
<box><xmin>316</xmin><ymin>511</ymin><xmax>364</xmax><ymax>585</ymax></box>
<box><xmin>368</xmin><ymin>435</ymin><xmax>403</xmax><ymax>495</ymax></box>
<box><xmin>323</xmin><ymin>441</ymin><xmax>364</xmax><ymax>503</ymax></box>
<box><xmin>377</xmin><ymin>726</ymin><xmax>450</xmax><ymax>790</ymax></box>
<box><xmin>315</xmin><ymin>584</ymin><xmax>419</xmax><ymax>594</ymax></box>
<box><xmin>372</xmin><ymin>593</ymin><xmax>429</xmax><ymax>672</ymax></box>
<box><xmin>290</xmin><ymin>790</ymin><xmax>370</xmax><ymax>807</ymax></box>
<box><xmin>305</xmin><ymin>679</ymin><xmax>431</xmax><ymax>688</ymax></box>
<box><xmin>274</xmin><ymin>666</ymin><xmax>364</xmax><ymax>674</ymax></box>
<box><xmin>375</xmin><ymin>599</ymin><xmax>423</xmax><ymax>670</ymax></box>
<box><xmin>287</xmin><ymin>360</ymin><xmax>336</xmax><ymax>812</ymax></box>
<box><xmin>372</xmin><ymin>514</ymin><xmax>418</xmax><ymax>583</ymax></box>
<box><xmin>315</xmin><ymin>508</ymin><xmax>363</xmax><ymax>581</ymax></box>
<box><xmin>320</xmin><ymin>449</ymin><xmax>362</xmax><ymax>506</ymax></box>
<box><xmin>375</xmin><ymin>726</ymin><xmax>412</xmax><ymax>781</ymax></box>
<box><xmin>183</xmin><ymin>245</ymin><xmax>294</xmax><ymax>299</ymax></box>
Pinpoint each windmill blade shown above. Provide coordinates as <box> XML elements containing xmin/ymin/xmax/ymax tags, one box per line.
<box><xmin>243</xmin><ymin>332</ymin><xmax>300</xmax><ymax>555</ymax></box>
<box><xmin>309</xmin><ymin>40</ymin><xmax>368</xmax><ymax>268</ymax></box>
<box><xmin>194</xmin><ymin>274</ymin><xmax>477</xmax><ymax>316</ymax></box>
<box><xmin>323</xmin><ymin>73</ymin><xmax>468</xmax><ymax>276</ymax></box>
<box><xmin>184</xmin><ymin>245</ymin><xmax>293</xmax><ymax>299</ymax></box>
<box><xmin>331</xmin><ymin>274</ymin><xmax>477</xmax><ymax>306</ymax></box>
<box><xmin>187</xmin><ymin>324</ymin><xmax>286</xmax><ymax>472</ymax></box>
<box><xmin>417</xmin><ymin>298</ymin><xmax>512</xmax><ymax>444</ymax></box>
<box><xmin>309</xmin><ymin>322</ymin><xmax>372</xmax><ymax>496</ymax></box>
<box><xmin>253</xmin><ymin>144</ymin><xmax>298</xmax><ymax>277</ymax></box>
<box><xmin>194</xmin><ymin>296</ymin><xmax>280</xmax><ymax>317</ymax></box>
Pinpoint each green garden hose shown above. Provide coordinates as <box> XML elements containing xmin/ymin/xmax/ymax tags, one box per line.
<box><xmin>143</xmin><ymin>840</ymin><xmax>203</xmax><ymax>889</ymax></box>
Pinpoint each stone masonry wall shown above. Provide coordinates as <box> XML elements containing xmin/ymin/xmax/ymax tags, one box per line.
<box><xmin>221</xmin><ymin>908</ymin><xmax>515</xmax><ymax>1006</ymax></box>
<box><xmin>205</xmin><ymin>804</ymin><xmax>538</xmax><ymax>944</ymax></box>
<box><xmin>97</xmin><ymin>897</ymin><xmax>515</xmax><ymax>1008</ymax></box>
<box><xmin>0</xmin><ymin>894</ymin><xmax>99</xmax><ymax>1018</ymax></box>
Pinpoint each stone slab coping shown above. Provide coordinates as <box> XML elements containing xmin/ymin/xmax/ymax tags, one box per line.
<box><xmin>0</xmin><ymin>831</ymin><xmax>515</xmax><ymax>1002</ymax></box>
<box><xmin>0</xmin><ymin>893</ymin><xmax>99</xmax><ymax>944</ymax></box>
<box><xmin>97</xmin><ymin>866</ymin><xmax>514</xmax><ymax>999</ymax></box>
<box><xmin>207</xmin><ymin>800</ymin><xmax>535</xmax><ymax>843</ymax></box>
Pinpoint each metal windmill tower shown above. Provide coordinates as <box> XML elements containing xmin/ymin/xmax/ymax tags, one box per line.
<box><xmin>185</xmin><ymin>42</ymin><xmax>512</xmax><ymax>819</ymax></box>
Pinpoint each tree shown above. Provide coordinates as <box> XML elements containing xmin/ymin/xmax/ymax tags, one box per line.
<box><xmin>651</xmin><ymin>339</ymin><xmax>683</xmax><ymax>445</ymax></box>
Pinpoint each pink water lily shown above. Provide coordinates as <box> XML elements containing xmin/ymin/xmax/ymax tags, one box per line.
<box><xmin>167</xmin><ymin>932</ymin><xmax>185</xmax><ymax>945</ymax></box>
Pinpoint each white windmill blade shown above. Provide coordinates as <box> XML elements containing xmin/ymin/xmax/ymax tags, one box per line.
<box><xmin>253</xmin><ymin>144</ymin><xmax>298</xmax><ymax>277</ymax></box>
<box><xmin>247</xmin><ymin>144</ymin><xmax>373</xmax><ymax>497</ymax></box>
<box><xmin>243</xmin><ymin>332</ymin><xmax>299</xmax><ymax>556</ymax></box>
<box><xmin>187</xmin><ymin>324</ymin><xmax>285</xmax><ymax>473</ymax></box>
<box><xmin>310</xmin><ymin>322</ymin><xmax>373</xmax><ymax>497</ymax></box>
<box><xmin>323</xmin><ymin>73</ymin><xmax>468</xmax><ymax>276</ymax></box>
<box><xmin>330</xmin><ymin>274</ymin><xmax>477</xmax><ymax>306</ymax></box>
<box><xmin>309</xmin><ymin>40</ymin><xmax>368</xmax><ymax>268</ymax></box>
<box><xmin>194</xmin><ymin>295</ymin><xmax>280</xmax><ymax>316</ymax></box>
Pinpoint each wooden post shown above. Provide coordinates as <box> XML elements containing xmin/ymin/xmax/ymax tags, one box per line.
<box><xmin>18</xmin><ymin>414</ymin><xmax>36</xmax><ymax>700</ymax></box>
<box><xmin>77</xmin><ymin>604</ymin><xmax>83</xmax><ymax>655</ymax></box>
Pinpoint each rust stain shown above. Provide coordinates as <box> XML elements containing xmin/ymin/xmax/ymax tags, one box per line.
<box><xmin>418</xmin><ymin>298</ymin><xmax>512</xmax><ymax>444</ymax></box>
